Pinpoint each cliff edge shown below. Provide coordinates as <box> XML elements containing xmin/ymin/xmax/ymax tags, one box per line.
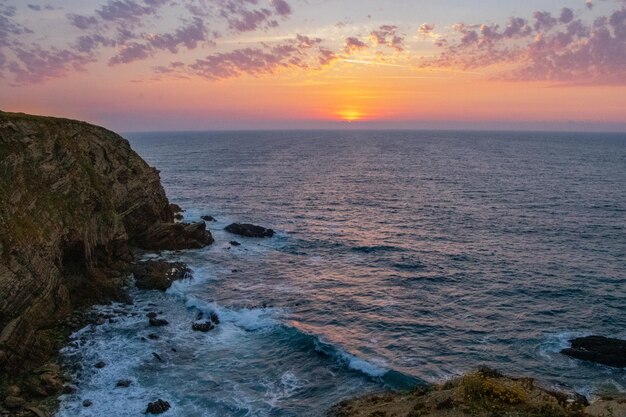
<box><xmin>0</xmin><ymin>112</ymin><xmax>200</xmax><ymax>374</ymax></box>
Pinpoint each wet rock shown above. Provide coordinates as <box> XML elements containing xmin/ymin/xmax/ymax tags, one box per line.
<box><xmin>116</xmin><ymin>379</ymin><xmax>132</xmax><ymax>388</ymax></box>
<box><xmin>169</xmin><ymin>203</ymin><xmax>184</xmax><ymax>213</ymax></box>
<box><xmin>149</xmin><ymin>318</ymin><xmax>169</xmax><ymax>327</ymax></box>
<box><xmin>148</xmin><ymin>333</ymin><xmax>160</xmax><ymax>340</ymax></box>
<box><xmin>147</xmin><ymin>312</ymin><xmax>158</xmax><ymax>319</ymax></box>
<box><xmin>210</xmin><ymin>312</ymin><xmax>220</xmax><ymax>325</ymax></box>
<box><xmin>133</xmin><ymin>261</ymin><xmax>191</xmax><ymax>291</ymax></box>
<box><xmin>201</xmin><ymin>215</ymin><xmax>216</xmax><ymax>222</ymax></box>
<box><xmin>229</xmin><ymin>241</ymin><xmax>241</xmax><ymax>247</ymax></box>
<box><xmin>94</xmin><ymin>361</ymin><xmax>106</xmax><ymax>369</ymax></box>
<box><xmin>192</xmin><ymin>321</ymin><xmax>214</xmax><ymax>332</ymax></box>
<box><xmin>146</xmin><ymin>399</ymin><xmax>170</xmax><ymax>414</ymax></box>
<box><xmin>561</xmin><ymin>336</ymin><xmax>626</xmax><ymax>368</ymax></box>
<box><xmin>173</xmin><ymin>213</ymin><xmax>184</xmax><ymax>221</ymax></box>
<box><xmin>136</xmin><ymin>222</ymin><xmax>214</xmax><ymax>251</ymax></box>
<box><xmin>4</xmin><ymin>396</ymin><xmax>25</xmax><ymax>410</ymax></box>
<box><xmin>26</xmin><ymin>406</ymin><xmax>47</xmax><ymax>417</ymax></box>
<box><xmin>63</xmin><ymin>384</ymin><xmax>78</xmax><ymax>394</ymax></box>
<box><xmin>224</xmin><ymin>223</ymin><xmax>274</xmax><ymax>238</ymax></box>
<box><xmin>39</xmin><ymin>372</ymin><xmax>63</xmax><ymax>394</ymax></box>
<box><xmin>152</xmin><ymin>352</ymin><xmax>164</xmax><ymax>362</ymax></box>
<box><xmin>82</xmin><ymin>400</ymin><xmax>92</xmax><ymax>408</ymax></box>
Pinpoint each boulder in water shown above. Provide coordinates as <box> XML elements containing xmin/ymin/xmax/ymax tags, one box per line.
<box><xmin>192</xmin><ymin>321</ymin><xmax>214</xmax><ymax>332</ymax></box>
<box><xmin>561</xmin><ymin>336</ymin><xmax>626</xmax><ymax>368</ymax></box>
<box><xmin>201</xmin><ymin>215</ymin><xmax>216</xmax><ymax>222</ymax></box>
<box><xmin>146</xmin><ymin>399</ymin><xmax>170</xmax><ymax>414</ymax></box>
<box><xmin>133</xmin><ymin>261</ymin><xmax>191</xmax><ymax>291</ymax></box>
<box><xmin>149</xmin><ymin>318</ymin><xmax>169</xmax><ymax>327</ymax></box>
<box><xmin>224</xmin><ymin>223</ymin><xmax>274</xmax><ymax>238</ymax></box>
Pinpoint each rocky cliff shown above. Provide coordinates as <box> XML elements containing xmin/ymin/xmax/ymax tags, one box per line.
<box><xmin>0</xmin><ymin>111</ymin><xmax>204</xmax><ymax>375</ymax></box>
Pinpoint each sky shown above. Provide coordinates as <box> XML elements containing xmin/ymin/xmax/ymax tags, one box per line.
<box><xmin>1</xmin><ymin>0</ymin><xmax>625</xmax><ymax>131</ymax></box>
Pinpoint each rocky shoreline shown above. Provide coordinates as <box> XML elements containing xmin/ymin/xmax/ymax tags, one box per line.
<box><xmin>1</xmin><ymin>112</ymin><xmax>624</xmax><ymax>417</ymax></box>
<box><xmin>329</xmin><ymin>366</ymin><xmax>626</xmax><ymax>417</ymax></box>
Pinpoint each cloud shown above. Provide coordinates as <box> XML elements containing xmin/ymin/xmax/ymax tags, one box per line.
<box><xmin>7</xmin><ymin>46</ymin><xmax>93</xmax><ymax>84</ymax></box>
<box><xmin>425</xmin><ymin>5</ymin><xmax>626</xmax><ymax>84</ymax></box>
<box><xmin>109</xmin><ymin>42</ymin><xmax>152</xmax><ymax>65</ymax></box>
<box><xmin>344</xmin><ymin>36</ymin><xmax>368</xmax><ymax>53</ymax></box>
<box><xmin>370</xmin><ymin>25</ymin><xmax>404</xmax><ymax>51</ymax></box>
<box><xmin>418</xmin><ymin>23</ymin><xmax>435</xmax><ymax>37</ymax></box>
<box><xmin>147</xmin><ymin>17</ymin><xmax>210</xmax><ymax>52</ymax></box>
<box><xmin>184</xmin><ymin>35</ymin><xmax>329</xmax><ymax>80</ymax></box>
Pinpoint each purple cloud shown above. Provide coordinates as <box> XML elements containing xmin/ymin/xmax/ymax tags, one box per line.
<box><xmin>425</xmin><ymin>5</ymin><xmax>626</xmax><ymax>85</ymax></box>
<box><xmin>7</xmin><ymin>46</ymin><xmax>93</xmax><ymax>84</ymax></box>
<box><xmin>109</xmin><ymin>42</ymin><xmax>152</xmax><ymax>65</ymax></box>
<box><xmin>147</xmin><ymin>17</ymin><xmax>209</xmax><ymax>52</ymax></box>
<box><xmin>271</xmin><ymin>0</ymin><xmax>292</xmax><ymax>17</ymax></box>
<box><xmin>370</xmin><ymin>25</ymin><xmax>404</xmax><ymax>51</ymax></box>
<box><xmin>186</xmin><ymin>35</ymin><xmax>330</xmax><ymax>80</ymax></box>
<box><xmin>344</xmin><ymin>36</ymin><xmax>368</xmax><ymax>53</ymax></box>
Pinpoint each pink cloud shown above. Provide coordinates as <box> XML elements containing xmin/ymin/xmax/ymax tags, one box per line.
<box><xmin>425</xmin><ymin>5</ymin><xmax>626</xmax><ymax>85</ymax></box>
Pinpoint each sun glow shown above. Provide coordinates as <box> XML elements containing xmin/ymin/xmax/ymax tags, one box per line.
<box><xmin>338</xmin><ymin>109</ymin><xmax>365</xmax><ymax>122</ymax></box>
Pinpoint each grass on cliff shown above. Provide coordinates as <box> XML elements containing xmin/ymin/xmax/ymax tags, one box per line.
<box><xmin>331</xmin><ymin>367</ymin><xmax>604</xmax><ymax>417</ymax></box>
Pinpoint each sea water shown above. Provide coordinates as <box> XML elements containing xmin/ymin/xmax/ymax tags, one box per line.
<box><xmin>56</xmin><ymin>130</ymin><xmax>626</xmax><ymax>416</ymax></box>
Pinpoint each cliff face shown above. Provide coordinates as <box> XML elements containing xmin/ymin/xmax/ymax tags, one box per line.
<box><xmin>0</xmin><ymin>112</ymin><xmax>174</xmax><ymax>373</ymax></box>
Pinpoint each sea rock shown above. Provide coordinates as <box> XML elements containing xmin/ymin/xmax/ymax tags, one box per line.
<box><xmin>116</xmin><ymin>379</ymin><xmax>131</xmax><ymax>388</ymax></box>
<box><xmin>169</xmin><ymin>203</ymin><xmax>184</xmax><ymax>213</ymax></box>
<box><xmin>94</xmin><ymin>361</ymin><xmax>106</xmax><ymax>369</ymax></box>
<box><xmin>224</xmin><ymin>223</ymin><xmax>275</xmax><ymax>238</ymax></box>
<box><xmin>146</xmin><ymin>312</ymin><xmax>158</xmax><ymax>319</ymax></box>
<box><xmin>229</xmin><ymin>241</ymin><xmax>241</xmax><ymax>247</ymax></box>
<box><xmin>62</xmin><ymin>384</ymin><xmax>78</xmax><ymax>394</ymax></box>
<box><xmin>0</xmin><ymin>111</ymin><xmax>176</xmax><ymax>374</ymax></box>
<box><xmin>149</xmin><ymin>318</ymin><xmax>169</xmax><ymax>327</ymax></box>
<box><xmin>201</xmin><ymin>215</ymin><xmax>216</xmax><ymax>222</ymax></box>
<box><xmin>210</xmin><ymin>312</ymin><xmax>220</xmax><ymax>325</ymax></box>
<box><xmin>135</xmin><ymin>222</ymin><xmax>214</xmax><ymax>250</ymax></box>
<box><xmin>146</xmin><ymin>399</ymin><xmax>171</xmax><ymax>414</ymax></box>
<box><xmin>148</xmin><ymin>333</ymin><xmax>160</xmax><ymax>340</ymax></box>
<box><xmin>561</xmin><ymin>336</ymin><xmax>626</xmax><ymax>368</ymax></box>
<box><xmin>133</xmin><ymin>261</ymin><xmax>191</xmax><ymax>291</ymax></box>
<box><xmin>174</xmin><ymin>213</ymin><xmax>184</xmax><ymax>221</ymax></box>
<box><xmin>192</xmin><ymin>321</ymin><xmax>214</xmax><ymax>332</ymax></box>
<box><xmin>82</xmin><ymin>400</ymin><xmax>92</xmax><ymax>408</ymax></box>
<box><xmin>3</xmin><ymin>396</ymin><xmax>25</xmax><ymax>410</ymax></box>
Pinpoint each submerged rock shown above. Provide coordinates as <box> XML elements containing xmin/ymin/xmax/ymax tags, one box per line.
<box><xmin>82</xmin><ymin>400</ymin><xmax>93</xmax><ymax>408</ymax></box>
<box><xmin>192</xmin><ymin>321</ymin><xmax>214</xmax><ymax>332</ymax></box>
<box><xmin>224</xmin><ymin>223</ymin><xmax>274</xmax><ymax>238</ymax></box>
<box><xmin>133</xmin><ymin>261</ymin><xmax>191</xmax><ymax>291</ymax></box>
<box><xmin>146</xmin><ymin>399</ymin><xmax>171</xmax><ymax>414</ymax></box>
<box><xmin>116</xmin><ymin>379</ymin><xmax>131</xmax><ymax>388</ymax></box>
<box><xmin>149</xmin><ymin>318</ymin><xmax>169</xmax><ymax>327</ymax></box>
<box><xmin>561</xmin><ymin>335</ymin><xmax>626</xmax><ymax>368</ymax></box>
<box><xmin>201</xmin><ymin>215</ymin><xmax>216</xmax><ymax>222</ymax></box>
<box><xmin>94</xmin><ymin>361</ymin><xmax>106</xmax><ymax>369</ymax></box>
<box><xmin>229</xmin><ymin>241</ymin><xmax>241</xmax><ymax>246</ymax></box>
<box><xmin>136</xmin><ymin>222</ymin><xmax>214</xmax><ymax>250</ymax></box>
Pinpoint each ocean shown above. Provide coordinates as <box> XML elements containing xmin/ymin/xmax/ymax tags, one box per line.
<box><xmin>56</xmin><ymin>130</ymin><xmax>626</xmax><ymax>416</ymax></box>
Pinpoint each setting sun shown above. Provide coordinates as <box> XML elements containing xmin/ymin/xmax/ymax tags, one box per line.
<box><xmin>338</xmin><ymin>109</ymin><xmax>365</xmax><ymax>122</ymax></box>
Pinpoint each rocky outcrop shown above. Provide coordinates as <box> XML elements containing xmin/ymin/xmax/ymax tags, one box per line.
<box><xmin>135</xmin><ymin>222</ymin><xmax>214</xmax><ymax>250</ymax></box>
<box><xmin>132</xmin><ymin>261</ymin><xmax>191</xmax><ymax>291</ymax></box>
<box><xmin>0</xmin><ymin>111</ymin><xmax>206</xmax><ymax>375</ymax></box>
<box><xmin>330</xmin><ymin>367</ymin><xmax>624</xmax><ymax>417</ymax></box>
<box><xmin>561</xmin><ymin>336</ymin><xmax>626</xmax><ymax>368</ymax></box>
<box><xmin>224</xmin><ymin>223</ymin><xmax>274</xmax><ymax>238</ymax></box>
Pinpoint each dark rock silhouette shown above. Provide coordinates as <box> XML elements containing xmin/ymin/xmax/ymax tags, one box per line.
<box><xmin>561</xmin><ymin>336</ymin><xmax>626</xmax><ymax>368</ymax></box>
<box><xmin>225</xmin><ymin>223</ymin><xmax>274</xmax><ymax>238</ymax></box>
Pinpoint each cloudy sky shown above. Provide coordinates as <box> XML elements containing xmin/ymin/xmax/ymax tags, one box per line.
<box><xmin>1</xmin><ymin>0</ymin><xmax>625</xmax><ymax>131</ymax></box>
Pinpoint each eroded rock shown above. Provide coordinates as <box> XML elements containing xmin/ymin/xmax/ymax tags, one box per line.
<box><xmin>136</xmin><ymin>222</ymin><xmax>214</xmax><ymax>250</ymax></box>
<box><xmin>146</xmin><ymin>399</ymin><xmax>171</xmax><ymax>414</ymax></box>
<box><xmin>561</xmin><ymin>336</ymin><xmax>626</xmax><ymax>368</ymax></box>
<box><xmin>133</xmin><ymin>261</ymin><xmax>191</xmax><ymax>291</ymax></box>
<box><xmin>224</xmin><ymin>223</ymin><xmax>274</xmax><ymax>238</ymax></box>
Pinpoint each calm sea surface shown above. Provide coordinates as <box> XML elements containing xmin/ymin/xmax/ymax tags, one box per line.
<box><xmin>57</xmin><ymin>130</ymin><xmax>626</xmax><ymax>417</ymax></box>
